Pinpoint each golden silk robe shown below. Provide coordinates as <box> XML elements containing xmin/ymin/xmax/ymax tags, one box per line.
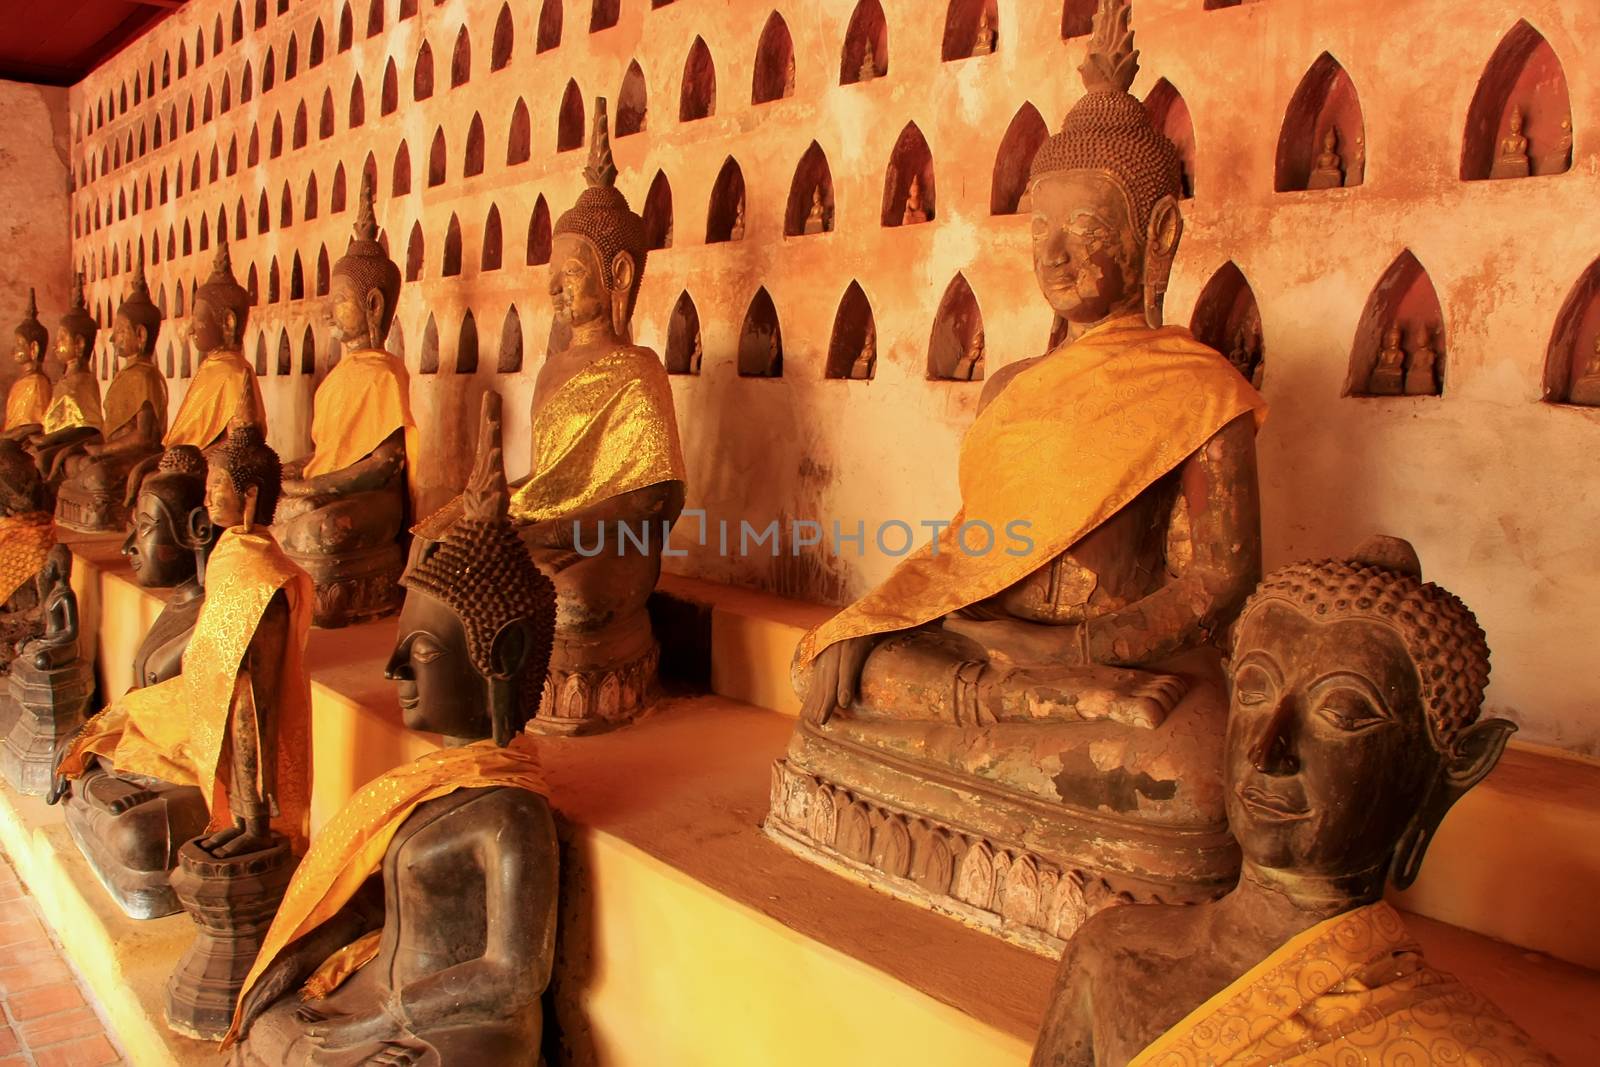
<box><xmin>164</xmin><ymin>350</ymin><xmax>265</xmax><ymax>449</ymax></box>
<box><xmin>0</xmin><ymin>512</ymin><xmax>55</xmax><ymax>604</ymax></box>
<box><xmin>221</xmin><ymin>736</ymin><xmax>545</xmax><ymax>1048</ymax></box>
<box><xmin>59</xmin><ymin>527</ymin><xmax>314</xmax><ymax>850</ymax></box>
<box><xmin>41</xmin><ymin>369</ymin><xmax>104</xmax><ymax>434</ymax></box>
<box><xmin>4</xmin><ymin>371</ymin><xmax>51</xmax><ymax>430</ymax></box>
<box><xmin>796</xmin><ymin>315</ymin><xmax>1266</xmax><ymax>666</ymax></box>
<box><xmin>102</xmin><ymin>359</ymin><xmax>168</xmax><ymax>438</ymax></box>
<box><xmin>1132</xmin><ymin>902</ymin><xmax>1557</xmax><ymax>1066</ymax></box>
<box><xmin>298</xmin><ymin>349</ymin><xmax>418</xmax><ymax>503</ymax></box>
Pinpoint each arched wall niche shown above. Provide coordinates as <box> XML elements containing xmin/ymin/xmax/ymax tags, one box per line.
<box><xmin>1190</xmin><ymin>262</ymin><xmax>1264</xmax><ymax>387</ymax></box>
<box><xmin>1461</xmin><ymin>21</ymin><xmax>1573</xmax><ymax>181</ymax></box>
<box><xmin>1275</xmin><ymin>53</ymin><xmax>1365</xmax><ymax>192</ymax></box>
<box><xmin>617</xmin><ymin>61</ymin><xmax>648</xmax><ymax>136</ymax></box>
<box><xmin>406</xmin><ymin>222</ymin><xmax>424</xmax><ymax>281</ymax></box>
<box><xmin>881</xmin><ymin>122</ymin><xmax>934</xmax><ymax>227</ymax></box>
<box><xmin>492</xmin><ymin>6</ymin><xmax>514</xmax><ymax>73</ymax></box>
<box><xmin>301</xmin><ymin>325</ymin><xmax>316</xmax><ymax>376</ymax></box>
<box><xmin>1144</xmin><ymin>79</ymin><xmax>1196</xmax><ymax>199</ymax></box>
<box><xmin>643</xmin><ymin>171</ymin><xmax>673</xmax><ymax>250</ymax></box>
<box><xmin>557</xmin><ymin>81</ymin><xmax>585</xmax><ymax>151</ymax></box>
<box><xmin>276</xmin><ymin>331</ymin><xmax>291</xmax><ymax>375</ymax></box>
<box><xmin>840</xmin><ymin>0</ymin><xmax>888</xmax><ymax>86</ymax></box>
<box><xmin>706</xmin><ymin>157</ymin><xmax>746</xmax><ymax>243</ymax></box>
<box><xmin>942</xmin><ymin>0</ymin><xmax>998</xmax><ymax>62</ymax></box>
<box><xmin>537</xmin><ymin>0</ymin><xmax>562</xmax><ymax>53</ymax></box>
<box><xmin>508</xmin><ymin>99</ymin><xmax>532</xmax><ymax>164</ymax></box>
<box><xmin>1543</xmin><ymin>258</ymin><xmax>1600</xmax><ymax>406</ymax></box>
<box><xmin>457</xmin><ymin>311</ymin><xmax>478</xmax><ymax>374</ymax></box>
<box><xmin>451</xmin><ymin>26</ymin><xmax>472</xmax><ymax>89</ymax></box>
<box><xmin>928</xmin><ymin>273</ymin><xmax>984</xmax><ymax>381</ymax></box>
<box><xmin>442</xmin><ymin>213</ymin><xmax>463</xmax><ymax>276</ymax></box>
<box><xmin>418</xmin><ymin>313</ymin><xmax>440</xmax><ymax>374</ymax></box>
<box><xmin>527</xmin><ymin>195</ymin><xmax>552</xmax><ymax>265</ymax></box>
<box><xmin>785</xmin><ymin>142</ymin><xmax>834</xmax><ymax>237</ymax></box>
<box><xmin>498</xmin><ymin>305</ymin><xmax>523</xmax><ymax>373</ymax></box>
<box><xmin>1345</xmin><ymin>250</ymin><xmax>1445</xmax><ymax>398</ymax></box>
<box><xmin>665</xmin><ymin>291</ymin><xmax>702</xmax><ymax>374</ymax></box>
<box><xmin>991</xmin><ymin>103</ymin><xmax>1047</xmax><ymax>215</ymax></box>
<box><xmin>826</xmin><ymin>282</ymin><xmax>877</xmax><ymax>380</ymax></box>
<box><xmin>680</xmin><ymin>38</ymin><xmax>716</xmax><ymax>122</ymax></box>
<box><xmin>591</xmin><ymin>0</ymin><xmax>620</xmax><ymax>33</ymax></box>
<box><xmin>464</xmin><ymin>114</ymin><xmax>486</xmax><ymax>177</ymax></box>
<box><xmin>738</xmin><ymin>288</ymin><xmax>783</xmax><ymax>377</ymax></box>
<box><xmin>482</xmin><ymin>204</ymin><xmax>503</xmax><ymax>270</ymax></box>
<box><xmin>752</xmin><ymin>12</ymin><xmax>795</xmax><ymax>105</ymax></box>
<box><xmin>414</xmin><ymin>40</ymin><xmax>435</xmax><ymax>102</ymax></box>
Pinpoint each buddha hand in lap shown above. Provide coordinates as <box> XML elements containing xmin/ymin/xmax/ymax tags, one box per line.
<box><xmin>768</xmin><ymin>0</ymin><xmax>1265</xmax><ymax>950</ymax></box>
<box><xmin>274</xmin><ymin>178</ymin><xmax>416</xmax><ymax>628</ymax></box>
<box><xmin>227</xmin><ymin>391</ymin><xmax>558</xmax><ymax>1067</ymax></box>
<box><xmin>53</xmin><ymin>447</ymin><xmax>214</xmax><ymax>919</ymax></box>
<box><xmin>1031</xmin><ymin>537</ymin><xmax>1556</xmax><ymax>1067</ymax></box>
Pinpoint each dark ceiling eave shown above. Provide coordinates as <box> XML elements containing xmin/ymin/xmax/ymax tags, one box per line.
<box><xmin>0</xmin><ymin>1</ymin><xmax>181</xmax><ymax>88</ymax></box>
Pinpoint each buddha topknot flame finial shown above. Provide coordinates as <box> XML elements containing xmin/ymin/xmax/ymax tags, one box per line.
<box><xmin>1079</xmin><ymin>0</ymin><xmax>1139</xmax><ymax>94</ymax></box>
<box><xmin>463</xmin><ymin>391</ymin><xmax>509</xmax><ymax>524</ymax></box>
<box><xmin>71</xmin><ymin>272</ymin><xmax>87</xmax><ymax>311</ymax></box>
<box><xmin>354</xmin><ymin>170</ymin><xmax>379</xmax><ymax>244</ymax></box>
<box><xmin>584</xmin><ymin>98</ymin><xmax>618</xmax><ymax>190</ymax></box>
<box><xmin>213</xmin><ymin>233</ymin><xmax>233</xmax><ymax>278</ymax></box>
<box><xmin>26</xmin><ymin>288</ymin><xmax>38</xmax><ymax>320</ymax></box>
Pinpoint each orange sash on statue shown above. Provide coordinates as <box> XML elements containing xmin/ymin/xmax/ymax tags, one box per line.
<box><xmin>796</xmin><ymin>314</ymin><xmax>1266</xmax><ymax>666</ymax></box>
<box><xmin>41</xmin><ymin>369</ymin><xmax>104</xmax><ymax>434</ymax></box>
<box><xmin>164</xmin><ymin>350</ymin><xmax>264</xmax><ymax>449</ymax></box>
<box><xmin>102</xmin><ymin>359</ymin><xmax>168</xmax><ymax>438</ymax></box>
<box><xmin>220</xmin><ymin>735</ymin><xmax>546</xmax><ymax>1048</ymax></box>
<box><xmin>0</xmin><ymin>512</ymin><xmax>55</xmax><ymax>604</ymax></box>
<box><xmin>1132</xmin><ymin>901</ymin><xmax>1556</xmax><ymax>1066</ymax></box>
<box><xmin>4</xmin><ymin>371</ymin><xmax>51</xmax><ymax>430</ymax></box>
<box><xmin>59</xmin><ymin>527</ymin><xmax>313</xmax><ymax>849</ymax></box>
<box><xmin>299</xmin><ymin>349</ymin><xmax>418</xmax><ymax>505</ymax></box>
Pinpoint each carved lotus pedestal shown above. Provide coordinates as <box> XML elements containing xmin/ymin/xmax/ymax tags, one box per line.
<box><xmin>287</xmin><ymin>542</ymin><xmax>404</xmax><ymax>629</ymax></box>
<box><xmin>529</xmin><ymin>611</ymin><xmax>660</xmax><ymax>736</ymax></box>
<box><xmin>165</xmin><ymin>834</ymin><xmax>295</xmax><ymax>1041</ymax></box>
<box><xmin>54</xmin><ymin>476</ymin><xmax>133</xmax><ymax>534</ymax></box>
<box><xmin>762</xmin><ymin>657</ymin><xmax>1242</xmax><ymax>956</ymax></box>
<box><xmin>0</xmin><ymin>651</ymin><xmax>93</xmax><ymax>796</ymax></box>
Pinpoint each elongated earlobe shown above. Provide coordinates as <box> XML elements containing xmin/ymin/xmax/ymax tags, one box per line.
<box><xmin>1142</xmin><ymin>195</ymin><xmax>1183</xmax><ymax>328</ymax></box>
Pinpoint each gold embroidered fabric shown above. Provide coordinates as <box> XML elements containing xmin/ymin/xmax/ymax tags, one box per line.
<box><xmin>1132</xmin><ymin>901</ymin><xmax>1557</xmax><ymax>1066</ymax></box>
<box><xmin>0</xmin><ymin>512</ymin><xmax>55</xmax><ymax>604</ymax></box>
<box><xmin>59</xmin><ymin>527</ymin><xmax>314</xmax><ymax>849</ymax></box>
<box><xmin>163</xmin><ymin>350</ymin><xmax>264</xmax><ymax>449</ymax></box>
<box><xmin>102</xmin><ymin>360</ymin><xmax>168</xmax><ymax>438</ymax></box>
<box><xmin>796</xmin><ymin>315</ymin><xmax>1266</xmax><ymax>665</ymax></box>
<box><xmin>4</xmin><ymin>372</ymin><xmax>51</xmax><ymax>430</ymax></box>
<box><xmin>41</xmin><ymin>369</ymin><xmax>104</xmax><ymax>434</ymax></box>
<box><xmin>221</xmin><ymin>735</ymin><xmax>546</xmax><ymax>1047</ymax></box>
<box><xmin>299</xmin><ymin>349</ymin><xmax>418</xmax><ymax>505</ymax></box>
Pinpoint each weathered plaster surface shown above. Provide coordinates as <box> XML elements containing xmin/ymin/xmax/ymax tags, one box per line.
<box><xmin>0</xmin><ymin>79</ymin><xmax>72</xmax><ymax>393</ymax></box>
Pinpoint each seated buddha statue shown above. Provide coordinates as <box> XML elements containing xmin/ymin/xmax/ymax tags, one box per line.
<box><xmin>54</xmin><ymin>262</ymin><xmax>168</xmax><ymax>533</ymax></box>
<box><xmin>1366</xmin><ymin>323</ymin><xmax>1406</xmax><ymax>395</ymax></box>
<box><xmin>1305</xmin><ymin>126</ymin><xmax>1344</xmax><ymax>190</ymax></box>
<box><xmin>1489</xmin><ymin>105</ymin><xmax>1531</xmax><ymax>180</ymax></box>
<box><xmin>1030</xmin><ymin>537</ymin><xmax>1557</xmax><ymax>1067</ymax></box>
<box><xmin>902</xmin><ymin>175</ymin><xmax>929</xmax><ymax>225</ymax></box>
<box><xmin>0</xmin><ymin>442</ymin><xmax>55</xmax><ymax>662</ymax></box>
<box><xmin>766</xmin><ymin>0</ymin><xmax>1266</xmax><ymax>951</ymax></box>
<box><xmin>417</xmin><ymin>99</ymin><xmax>684</xmax><ymax>736</ymax></box>
<box><xmin>1404</xmin><ymin>325</ymin><xmax>1440</xmax><ymax>396</ymax></box>
<box><xmin>52</xmin><ymin>446</ymin><xmax>214</xmax><ymax>919</ymax></box>
<box><xmin>30</xmin><ymin>275</ymin><xmax>105</xmax><ymax>484</ymax></box>
<box><xmin>3</xmin><ymin>289</ymin><xmax>53</xmax><ymax>443</ymax></box>
<box><xmin>274</xmin><ymin>178</ymin><xmax>415</xmax><ymax>629</ymax></box>
<box><xmin>1568</xmin><ymin>335</ymin><xmax>1600</xmax><ymax>407</ymax></box>
<box><xmin>226</xmin><ymin>391</ymin><xmax>559</xmax><ymax>1066</ymax></box>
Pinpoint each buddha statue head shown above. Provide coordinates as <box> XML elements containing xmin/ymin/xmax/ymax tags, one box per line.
<box><xmin>188</xmin><ymin>236</ymin><xmax>250</xmax><ymax>355</ymax></box>
<box><xmin>549</xmin><ymin>98</ymin><xmax>648</xmax><ymax>343</ymax></box>
<box><xmin>124</xmin><ymin>445</ymin><xmax>209</xmax><ymax>588</ymax></box>
<box><xmin>0</xmin><ymin>440</ymin><xmax>42</xmax><ymax>516</ymax></box>
<box><xmin>328</xmin><ymin>174</ymin><xmax>402</xmax><ymax>353</ymax></box>
<box><xmin>13</xmin><ymin>288</ymin><xmax>47</xmax><ymax>370</ymax></box>
<box><xmin>388</xmin><ymin>392</ymin><xmax>556</xmax><ymax>746</ymax></box>
<box><xmin>205</xmin><ymin>403</ymin><xmax>281</xmax><ymax>530</ymax></box>
<box><xmin>1225</xmin><ymin>536</ymin><xmax>1512</xmax><ymax>897</ymax></box>
<box><xmin>112</xmin><ymin>260</ymin><xmax>163</xmax><ymax>366</ymax></box>
<box><xmin>1027</xmin><ymin>0</ymin><xmax>1184</xmax><ymax>329</ymax></box>
<box><xmin>55</xmin><ymin>274</ymin><xmax>98</xmax><ymax>372</ymax></box>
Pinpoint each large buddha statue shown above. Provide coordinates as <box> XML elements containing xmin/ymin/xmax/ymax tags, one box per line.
<box><xmin>3</xmin><ymin>289</ymin><xmax>53</xmax><ymax>441</ymax></box>
<box><xmin>1030</xmin><ymin>538</ymin><xmax>1556</xmax><ymax>1067</ymax></box>
<box><xmin>52</xmin><ymin>447</ymin><xmax>214</xmax><ymax>919</ymax></box>
<box><xmin>30</xmin><ymin>274</ymin><xmax>105</xmax><ymax>482</ymax></box>
<box><xmin>54</xmin><ymin>262</ymin><xmax>168</xmax><ymax>533</ymax></box>
<box><xmin>765</xmin><ymin>0</ymin><xmax>1266</xmax><ymax>951</ymax></box>
<box><xmin>274</xmin><ymin>177</ymin><xmax>416</xmax><ymax>628</ymax></box>
<box><xmin>226</xmin><ymin>392</ymin><xmax>558</xmax><ymax>1066</ymax></box>
<box><xmin>162</xmin><ymin>237</ymin><xmax>266</xmax><ymax>460</ymax></box>
<box><xmin>417</xmin><ymin>99</ymin><xmax>685</xmax><ymax>735</ymax></box>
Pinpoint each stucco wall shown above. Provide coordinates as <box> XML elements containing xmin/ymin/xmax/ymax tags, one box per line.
<box><xmin>65</xmin><ymin>0</ymin><xmax>1600</xmax><ymax>752</ymax></box>
<box><xmin>0</xmin><ymin>79</ymin><xmax>72</xmax><ymax>395</ymax></box>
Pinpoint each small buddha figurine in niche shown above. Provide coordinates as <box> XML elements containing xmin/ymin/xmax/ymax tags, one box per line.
<box><xmin>1489</xmin><ymin>105</ymin><xmax>1531</xmax><ymax>180</ymax></box>
<box><xmin>952</xmin><ymin>326</ymin><xmax>985</xmax><ymax>381</ymax></box>
<box><xmin>226</xmin><ymin>392</ymin><xmax>558</xmax><ymax>1065</ymax></box>
<box><xmin>767</xmin><ymin>0</ymin><xmax>1266</xmax><ymax>950</ymax></box>
<box><xmin>1536</xmin><ymin>115</ymin><xmax>1573</xmax><ymax>176</ymax></box>
<box><xmin>858</xmin><ymin>40</ymin><xmax>881</xmax><ymax>82</ymax></box>
<box><xmin>784</xmin><ymin>52</ymin><xmax>797</xmax><ymax>97</ymax></box>
<box><xmin>3</xmin><ymin>289</ymin><xmax>53</xmax><ymax>439</ymax></box>
<box><xmin>1030</xmin><ymin>538</ymin><xmax>1557</xmax><ymax>1067</ymax></box>
<box><xmin>1404</xmin><ymin>325</ymin><xmax>1440</xmax><ymax>396</ymax></box>
<box><xmin>52</xmin><ymin>262</ymin><xmax>168</xmax><ymax>533</ymax></box>
<box><xmin>30</xmin><ymin>275</ymin><xmax>105</xmax><ymax>479</ymax></box>
<box><xmin>416</xmin><ymin>99</ymin><xmax>685</xmax><ymax>735</ymax></box>
<box><xmin>763</xmin><ymin>330</ymin><xmax>783</xmax><ymax>377</ymax></box>
<box><xmin>1366</xmin><ymin>323</ymin><xmax>1405</xmax><ymax>395</ymax></box>
<box><xmin>850</xmin><ymin>322</ymin><xmax>877</xmax><ymax>380</ymax></box>
<box><xmin>973</xmin><ymin>8</ymin><xmax>997</xmax><ymax>56</ymax></box>
<box><xmin>1349</xmin><ymin>133</ymin><xmax>1366</xmax><ymax>186</ymax></box>
<box><xmin>161</xmin><ymin>237</ymin><xmax>266</xmax><ymax>459</ymax></box>
<box><xmin>902</xmin><ymin>174</ymin><xmax>929</xmax><ymax>225</ymax></box>
<box><xmin>51</xmin><ymin>447</ymin><xmax>214</xmax><ymax>920</ymax></box>
<box><xmin>1567</xmin><ymin>335</ymin><xmax>1600</xmax><ymax>407</ymax></box>
<box><xmin>1226</xmin><ymin>317</ymin><xmax>1263</xmax><ymax>389</ymax></box>
<box><xmin>1305</xmin><ymin>126</ymin><xmax>1344</xmax><ymax>190</ymax></box>
<box><xmin>274</xmin><ymin>177</ymin><xmax>416</xmax><ymax>628</ymax></box>
<box><xmin>730</xmin><ymin>196</ymin><xmax>746</xmax><ymax>241</ymax></box>
<box><xmin>687</xmin><ymin>331</ymin><xmax>704</xmax><ymax>375</ymax></box>
<box><xmin>803</xmin><ymin>185</ymin><xmax>830</xmax><ymax>235</ymax></box>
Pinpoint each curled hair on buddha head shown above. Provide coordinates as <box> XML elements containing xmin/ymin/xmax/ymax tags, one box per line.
<box><xmin>332</xmin><ymin>172</ymin><xmax>402</xmax><ymax>342</ymax></box>
<box><xmin>117</xmin><ymin>259</ymin><xmax>163</xmax><ymax>355</ymax></box>
<box><xmin>14</xmin><ymin>288</ymin><xmax>47</xmax><ymax>358</ymax></box>
<box><xmin>552</xmin><ymin>98</ymin><xmax>649</xmax><ymax>328</ymax></box>
<box><xmin>141</xmin><ymin>445</ymin><xmax>208</xmax><ymax>538</ymax></box>
<box><xmin>214</xmin><ymin>398</ymin><xmax>282</xmax><ymax>527</ymax></box>
<box><xmin>0</xmin><ymin>440</ymin><xmax>42</xmax><ymax>515</ymax></box>
<box><xmin>401</xmin><ymin>391</ymin><xmax>557</xmax><ymax>744</ymax></box>
<box><xmin>59</xmin><ymin>273</ymin><xmax>98</xmax><ymax>356</ymax></box>
<box><xmin>196</xmin><ymin>234</ymin><xmax>251</xmax><ymax>341</ymax></box>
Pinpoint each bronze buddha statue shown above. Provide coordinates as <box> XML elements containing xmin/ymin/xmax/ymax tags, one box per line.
<box><xmin>54</xmin><ymin>262</ymin><xmax>168</xmax><ymax>533</ymax></box>
<box><xmin>228</xmin><ymin>391</ymin><xmax>559</xmax><ymax>1067</ymax></box>
<box><xmin>1031</xmin><ymin>537</ymin><xmax>1556</xmax><ymax>1067</ymax></box>
<box><xmin>0</xmin><ymin>542</ymin><xmax>93</xmax><ymax>795</ymax></box>
<box><xmin>30</xmin><ymin>274</ymin><xmax>105</xmax><ymax>485</ymax></box>
<box><xmin>274</xmin><ymin>177</ymin><xmax>415</xmax><ymax>628</ymax></box>
<box><xmin>1489</xmin><ymin>105</ymin><xmax>1531</xmax><ymax>180</ymax></box>
<box><xmin>0</xmin><ymin>441</ymin><xmax>56</xmax><ymax>664</ymax></box>
<box><xmin>52</xmin><ymin>446</ymin><xmax>214</xmax><ymax>918</ymax></box>
<box><xmin>1305</xmin><ymin>126</ymin><xmax>1344</xmax><ymax>190</ymax></box>
<box><xmin>3</xmin><ymin>289</ymin><xmax>53</xmax><ymax>440</ymax></box>
<box><xmin>766</xmin><ymin>0</ymin><xmax>1266</xmax><ymax>952</ymax></box>
<box><xmin>417</xmin><ymin>99</ymin><xmax>685</xmax><ymax>735</ymax></box>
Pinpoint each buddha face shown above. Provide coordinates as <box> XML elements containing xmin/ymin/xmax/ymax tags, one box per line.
<box><xmin>54</xmin><ymin>327</ymin><xmax>87</xmax><ymax>368</ymax></box>
<box><xmin>123</xmin><ymin>486</ymin><xmax>196</xmax><ymax>588</ymax></box>
<box><xmin>13</xmin><ymin>329</ymin><xmax>38</xmax><ymax>368</ymax></box>
<box><xmin>1225</xmin><ymin>601</ymin><xmax>1435</xmax><ymax>878</ymax></box>
<box><xmin>548</xmin><ymin>233</ymin><xmax>609</xmax><ymax>332</ymax></box>
<box><xmin>386</xmin><ymin>589</ymin><xmax>492</xmax><ymax>740</ymax></box>
<box><xmin>327</xmin><ymin>273</ymin><xmax>375</xmax><ymax>348</ymax></box>
<box><xmin>187</xmin><ymin>295</ymin><xmax>235</xmax><ymax>354</ymax></box>
<box><xmin>111</xmin><ymin>313</ymin><xmax>145</xmax><ymax>364</ymax></box>
<box><xmin>1029</xmin><ymin>172</ymin><xmax>1142</xmax><ymax>324</ymax></box>
<box><xmin>204</xmin><ymin>465</ymin><xmax>247</xmax><ymax>528</ymax></box>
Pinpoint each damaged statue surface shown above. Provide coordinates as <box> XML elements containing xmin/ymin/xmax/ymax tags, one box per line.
<box><xmin>275</xmin><ymin>176</ymin><xmax>416</xmax><ymax>628</ymax></box>
<box><xmin>228</xmin><ymin>391</ymin><xmax>559</xmax><ymax>1067</ymax></box>
<box><xmin>417</xmin><ymin>97</ymin><xmax>685</xmax><ymax>735</ymax></box>
<box><xmin>1030</xmin><ymin>537</ymin><xmax>1557</xmax><ymax>1067</ymax></box>
<box><xmin>766</xmin><ymin>0</ymin><xmax>1267</xmax><ymax>953</ymax></box>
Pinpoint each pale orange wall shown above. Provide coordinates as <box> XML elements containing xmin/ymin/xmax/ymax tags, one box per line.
<box><xmin>0</xmin><ymin>79</ymin><xmax>72</xmax><ymax>394</ymax></box>
<box><xmin>66</xmin><ymin>0</ymin><xmax>1600</xmax><ymax>753</ymax></box>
